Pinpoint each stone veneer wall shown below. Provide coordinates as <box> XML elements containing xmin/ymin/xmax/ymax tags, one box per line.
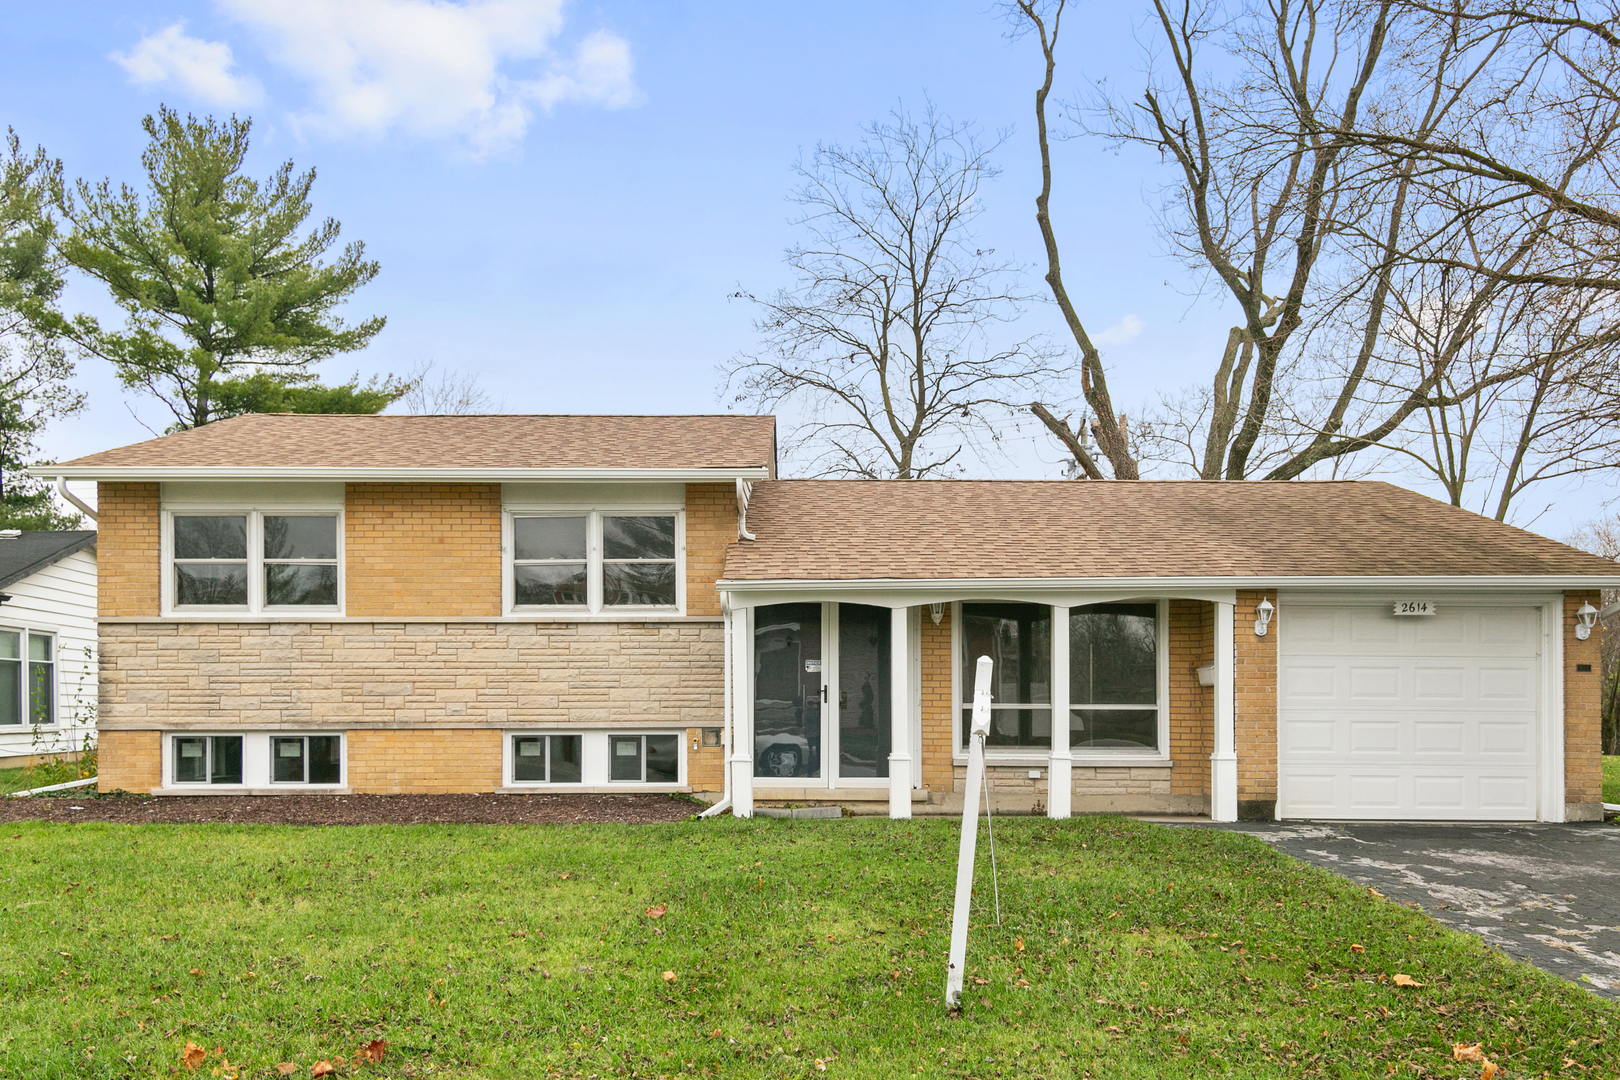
<box><xmin>1234</xmin><ymin>588</ymin><xmax>1279</xmax><ymax>820</ymax></box>
<box><xmin>345</xmin><ymin>484</ymin><xmax>502</xmax><ymax>617</ymax></box>
<box><xmin>1565</xmin><ymin>589</ymin><xmax>1604</xmax><ymax>821</ymax></box>
<box><xmin>97</xmin><ymin>482</ymin><xmax>161</xmax><ymax>617</ymax></box>
<box><xmin>1168</xmin><ymin>599</ymin><xmax>1213</xmax><ymax>803</ymax></box>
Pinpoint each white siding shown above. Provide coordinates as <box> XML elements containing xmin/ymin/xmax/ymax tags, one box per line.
<box><xmin>0</xmin><ymin>547</ymin><xmax>97</xmax><ymax>764</ymax></box>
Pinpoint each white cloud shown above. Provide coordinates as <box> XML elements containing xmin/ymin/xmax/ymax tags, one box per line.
<box><xmin>112</xmin><ymin>23</ymin><xmax>263</xmax><ymax>108</ymax></box>
<box><xmin>213</xmin><ymin>0</ymin><xmax>638</xmax><ymax>153</ymax></box>
<box><xmin>1093</xmin><ymin>314</ymin><xmax>1144</xmax><ymax>346</ymax></box>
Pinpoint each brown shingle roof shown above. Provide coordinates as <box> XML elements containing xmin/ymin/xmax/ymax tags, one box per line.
<box><xmin>52</xmin><ymin>414</ymin><xmax>777</xmax><ymax>473</ymax></box>
<box><xmin>720</xmin><ymin>480</ymin><xmax>1616</xmax><ymax>581</ymax></box>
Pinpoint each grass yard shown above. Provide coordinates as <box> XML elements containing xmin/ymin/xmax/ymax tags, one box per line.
<box><xmin>1604</xmin><ymin>755</ymin><xmax>1620</xmax><ymax>805</ymax></box>
<box><xmin>0</xmin><ymin>764</ymin><xmax>36</xmax><ymax>795</ymax></box>
<box><xmin>2</xmin><ymin>816</ymin><xmax>1616</xmax><ymax>1079</ymax></box>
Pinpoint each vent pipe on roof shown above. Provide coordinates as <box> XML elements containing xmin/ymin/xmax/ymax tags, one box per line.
<box><xmin>55</xmin><ymin>477</ymin><xmax>97</xmax><ymax>523</ymax></box>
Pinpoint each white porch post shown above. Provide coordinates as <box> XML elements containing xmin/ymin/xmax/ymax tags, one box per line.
<box><xmin>730</xmin><ymin>606</ymin><xmax>755</xmax><ymax>818</ymax></box>
<box><xmin>1211</xmin><ymin>600</ymin><xmax>1238</xmax><ymax>822</ymax></box>
<box><xmin>888</xmin><ymin>605</ymin><xmax>913</xmax><ymax>819</ymax></box>
<box><xmin>1048</xmin><ymin>605</ymin><xmax>1072</xmax><ymax>819</ymax></box>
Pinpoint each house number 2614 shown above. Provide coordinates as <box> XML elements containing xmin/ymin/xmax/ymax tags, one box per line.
<box><xmin>1393</xmin><ymin>600</ymin><xmax>1435</xmax><ymax>616</ymax></box>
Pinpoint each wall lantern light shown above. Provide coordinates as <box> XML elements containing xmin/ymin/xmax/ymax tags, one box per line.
<box><xmin>1576</xmin><ymin>602</ymin><xmax>1599</xmax><ymax>641</ymax></box>
<box><xmin>930</xmin><ymin>603</ymin><xmax>944</xmax><ymax>626</ymax></box>
<box><xmin>1254</xmin><ymin>598</ymin><xmax>1275</xmax><ymax>637</ymax></box>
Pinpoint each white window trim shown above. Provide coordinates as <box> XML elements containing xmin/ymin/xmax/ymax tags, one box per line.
<box><xmin>503</xmin><ymin>508</ymin><xmax>686</xmax><ymax>616</ymax></box>
<box><xmin>951</xmin><ymin>600</ymin><xmax>1171</xmax><ymax>766</ymax></box>
<box><xmin>505</xmin><ymin>731</ymin><xmax>585</xmax><ymax>786</ymax></box>
<box><xmin>162</xmin><ymin>731</ymin><xmax>348</xmax><ymax>790</ymax></box>
<box><xmin>0</xmin><ymin>622</ymin><xmax>59</xmax><ymax>728</ymax></box>
<box><xmin>165</xmin><ymin>732</ymin><xmax>247</xmax><ymax>787</ymax></box>
<box><xmin>501</xmin><ymin>729</ymin><xmax>687</xmax><ymax>789</ymax></box>
<box><xmin>607</xmin><ymin>731</ymin><xmax>686</xmax><ymax>785</ymax></box>
<box><xmin>162</xmin><ymin>509</ymin><xmax>345</xmax><ymax>616</ymax></box>
<box><xmin>267</xmin><ymin>733</ymin><xmax>346</xmax><ymax>787</ymax></box>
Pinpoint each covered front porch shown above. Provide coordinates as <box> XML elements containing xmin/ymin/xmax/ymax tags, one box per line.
<box><xmin>712</xmin><ymin>583</ymin><xmax>1255</xmax><ymax>821</ymax></box>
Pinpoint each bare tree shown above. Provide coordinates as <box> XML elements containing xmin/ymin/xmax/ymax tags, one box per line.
<box><xmin>396</xmin><ymin>359</ymin><xmax>503</xmax><ymax>415</ymax></box>
<box><xmin>723</xmin><ymin>106</ymin><xmax>1067</xmax><ymax>479</ymax></box>
<box><xmin>1568</xmin><ymin>517</ymin><xmax>1620</xmax><ymax>754</ymax></box>
<box><xmin>1008</xmin><ymin>0</ymin><xmax>1620</xmax><ymax>490</ymax></box>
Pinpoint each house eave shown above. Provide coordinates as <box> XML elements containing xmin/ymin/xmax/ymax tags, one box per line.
<box><xmin>33</xmin><ymin>466</ymin><xmax>772</xmax><ymax>483</ymax></box>
<box><xmin>716</xmin><ymin>573</ymin><xmax>1620</xmax><ymax>593</ymax></box>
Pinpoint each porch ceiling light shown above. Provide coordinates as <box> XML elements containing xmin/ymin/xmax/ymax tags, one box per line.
<box><xmin>1254</xmin><ymin>598</ymin><xmax>1275</xmax><ymax>637</ymax></box>
<box><xmin>1576</xmin><ymin>601</ymin><xmax>1599</xmax><ymax>641</ymax></box>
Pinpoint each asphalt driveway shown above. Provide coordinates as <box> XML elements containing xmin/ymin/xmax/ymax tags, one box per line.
<box><xmin>1204</xmin><ymin>820</ymin><xmax>1620</xmax><ymax>998</ymax></box>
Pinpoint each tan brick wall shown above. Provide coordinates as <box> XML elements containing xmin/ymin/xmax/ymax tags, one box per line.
<box><xmin>96</xmin><ymin>729</ymin><xmax>160</xmax><ymax>793</ymax></box>
<box><xmin>920</xmin><ymin>606</ymin><xmax>954</xmax><ymax>792</ymax></box>
<box><xmin>345</xmin><ymin>484</ymin><xmax>502</xmax><ymax>617</ymax></box>
<box><xmin>98</xmin><ymin>482</ymin><xmax>161</xmax><ymax>618</ymax></box>
<box><xmin>1565</xmin><ymin>590</ymin><xmax>1603</xmax><ymax>819</ymax></box>
<box><xmin>685</xmin><ymin>727</ymin><xmax>724</xmax><ymax>792</ymax></box>
<box><xmin>1235</xmin><ymin>589</ymin><xmax>1278</xmax><ymax>813</ymax></box>
<box><xmin>346</xmin><ymin>728</ymin><xmax>502</xmax><ymax>793</ymax></box>
<box><xmin>99</xmin><ymin>620</ymin><xmax>723</xmax><ymax>730</ymax></box>
<box><xmin>1169</xmin><ymin>599</ymin><xmax>1213</xmax><ymax>798</ymax></box>
<box><xmin>684</xmin><ymin>483</ymin><xmax>733</xmax><ymax>618</ymax></box>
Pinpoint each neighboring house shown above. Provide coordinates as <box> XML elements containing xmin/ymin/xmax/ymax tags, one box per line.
<box><xmin>39</xmin><ymin>413</ymin><xmax>1620</xmax><ymax>823</ymax></box>
<box><xmin>0</xmin><ymin>530</ymin><xmax>98</xmax><ymax>770</ymax></box>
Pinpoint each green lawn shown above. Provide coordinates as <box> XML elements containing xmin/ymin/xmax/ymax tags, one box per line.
<box><xmin>1604</xmin><ymin>756</ymin><xmax>1620</xmax><ymax>805</ymax></box>
<box><xmin>1</xmin><ymin>816</ymin><xmax>1614</xmax><ymax>1079</ymax></box>
<box><xmin>0</xmin><ymin>764</ymin><xmax>36</xmax><ymax>795</ymax></box>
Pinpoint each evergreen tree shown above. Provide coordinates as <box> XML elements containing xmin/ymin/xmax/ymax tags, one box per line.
<box><xmin>60</xmin><ymin>107</ymin><xmax>385</xmax><ymax>430</ymax></box>
<box><xmin>201</xmin><ymin>371</ymin><xmax>411</xmax><ymax>428</ymax></box>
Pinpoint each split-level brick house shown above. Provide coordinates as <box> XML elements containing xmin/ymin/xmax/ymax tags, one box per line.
<box><xmin>44</xmin><ymin>413</ymin><xmax>1619</xmax><ymax>822</ymax></box>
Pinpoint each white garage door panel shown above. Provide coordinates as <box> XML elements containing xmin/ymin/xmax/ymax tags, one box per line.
<box><xmin>1277</xmin><ymin>603</ymin><xmax>1540</xmax><ymax>821</ymax></box>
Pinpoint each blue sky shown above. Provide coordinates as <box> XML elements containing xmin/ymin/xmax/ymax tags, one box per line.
<box><xmin>6</xmin><ymin>0</ymin><xmax>1610</xmax><ymax>538</ymax></box>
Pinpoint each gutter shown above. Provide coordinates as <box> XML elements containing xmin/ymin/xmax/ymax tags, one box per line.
<box><xmin>55</xmin><ymin>477</ymin><xmax>97</xmax><ymax>522</ymax></box>
<box><xmin>31</xmin><ymin>465</ymin><xmax>771</xmax><ymax>483</ymax></box>
<box><xmin>716</xmin><ymin>573</ymin><xmax>1620</xmax><ymax>592</ymax></box>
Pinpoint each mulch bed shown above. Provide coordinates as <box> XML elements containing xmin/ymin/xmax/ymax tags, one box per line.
<box><xmin>0</xmin><ymin>792</ymin><xmax>705</xmax><ymax>826</ymax></box>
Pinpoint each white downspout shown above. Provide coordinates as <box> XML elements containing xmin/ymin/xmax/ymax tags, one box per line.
<box><xmin>55</xmin><ymin>477</ymin><xmax>97</xmax><ymax>522</ymax></box>
<box><xmin>700</xmin><ymin>591</ymin><xmax>734</xmax><ymax>818</ymax></box>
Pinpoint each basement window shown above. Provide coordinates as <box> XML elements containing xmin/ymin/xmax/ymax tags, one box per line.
<box><xmin>610</xmin><ymin>734</ymin><xmax>680</xmax><ymax>784</ymax></box>
<box><xmin>510</xmin><ymin>734</ymin><xmax>583</xmax><ymax>784</ymax></box>
<box><xmin>172</xmin><ymin>735</ymin><xmax>243</xmax><ymax>785</ymax></box>
<box><xmin>270</xmin><ymin>735</ymin><xmax>343</xmax><ymax>785</ymax></box>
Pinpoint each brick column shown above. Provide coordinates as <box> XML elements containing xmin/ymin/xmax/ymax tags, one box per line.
<box><xmin>1234</xmin><ymin>588</ymin><xmax>1278</xmax><ymax>821</ymax></box>
<box><xmin>1564</xmin><ymin>590</ymin><xmax>1603</xmax><ymax>822</ymax></box>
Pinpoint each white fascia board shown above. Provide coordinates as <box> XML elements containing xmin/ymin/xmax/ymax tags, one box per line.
<box><xmin>717</xmin><ymin>573</ymin><xmax>1620</xmax><ymax>599</ymax></box>
<box><xmin>33</xmin><ymin>466</ymin><xmax>771</xmax><ymax>483</ymax></box>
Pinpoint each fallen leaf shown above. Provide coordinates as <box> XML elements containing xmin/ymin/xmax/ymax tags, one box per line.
<box><xmin>1368</xmin><ymin>887</ymin><xmax>1385</xmax><ymax>898</ymax></box>
<box><xmin>1350</xmin><ymin>944</ymin><xmax>1365</xmax><ymax>954</ymax></box>
<box><xmin>558</xmin><ymin>873</ymin><xmax>571</xmax><ymax>880</ymax></box>
<box><xmin>1014</xmin><ymin>937</ymin><xmax>1025</xmax><ymax>952</ymax></box>
<box><xmin>189</xmin><ymin>968</ymin><xmax>204</xmax><ymax>977</ymax></box>
<box><xmin>1014</xmin><ymin>979</ymin><xmax>1030</xmax><ymax>987</ymax></box>
<box><xmin>1481</xmin><ymin>1062</ymin><xmax>1501</xmax><ymax>1079</ymax></box>
<box><xmin>1454</xmin><ymin>1045</ymin><xmax>1487</xmax><ymax>1063</ymax></box>
<box><xmin>662</xmin><ymin>970</ymin><xmax>677</xmax><ymax>982</ymax></box>
<box><xmin>1104</xmin><ymin>1025</ymin><xmax>1124</xmax><ymax>1035</ymax></box>
<box><xmin>972</xmin><ymin>977</ymin><xmax>989</xmax><ymax>985</ymax></box>
<box><xmin>311</xmin><ymin>1062</ymin><xmax>335</xmax><ymax>1077</ymax></box>
<box><xmin>645</xmin><ymin>904</ymin><xmax>667</xmax><ymax>919</ymax></box>
<box><xmin>241</xmin><ymin>972</ymin><xmax>255</xmax><ymax>980</ymax></box>
<box><xmin>708</xmin><ymin>1029</ymin><xmax>721</xmax><ymax>1039</ymax></box>
<box><xmin>1392</xmin><ymin>973</ymin><xmax>1424</xmax><ymax>987</ymax></box>
<box><xmin>181</xmin><ymin>1041</ymin><xmax>207</xmax><ymax>1070</ymax></box>
<box><xmin>275</xmin><ymin>1066</ymin><xmax>297</xmax><ymax>1076</ymax></box>
<box><xmin>814</xmin><ymin>1059</ymin><xmax>827</xmax><ymax>1072</ymax></box>
<box><xmin>359</xmin><ymin>1038</ymin><xmax>387</xmax><ymax>1064</ymax></box>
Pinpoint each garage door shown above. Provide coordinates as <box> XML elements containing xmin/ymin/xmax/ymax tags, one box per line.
<box><xmin>1277</xmin><ymin>600</ymin><xmax>1541</xmax><ymax>821</ymax></box>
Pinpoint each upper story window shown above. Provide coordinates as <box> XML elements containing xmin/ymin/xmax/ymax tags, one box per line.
<box><xmin>167</xmin><ymin>512</ymin><xmax>341</xmax><ymax>613</ymax></box>
<box><xmin>0</xmin><ymin>629</ymin><xmax>53</xmax><ymax>726</ymax></box>
<box><xmin>509</xmin><ymin>512</ymin><xmax>682</xmax><ymax>613</ymax></box>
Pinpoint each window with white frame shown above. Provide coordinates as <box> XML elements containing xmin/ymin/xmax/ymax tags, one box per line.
<box><xmin>172</xmin><ymin>735</ymin><xmax>244</xmax><ymax>784</ymax></box>
<box><xmin>610</xmin><ymin>734</ymin><xmax>680</xmax><ymax>783</ymax></box>
<box><xmin>0</xmin><ymin>628</ymin><xmax>53</xmax><ymax>726</ymax></box>
<box><xmin>1068</xmin><ymin>603</ymin><xmax>1161</xmax><ymax>752</ymax></box>
<box><xmin>509</xmin><ymin>512</ymin><xmax>680</xmax><ymax>612</ymax></box>
<box><xmin>510</xmin><ymin>734</ymin><xmax>583</xmax><ymax>783</ymax></box>
<box><xmin>169</xmin><ymin>512</ymin><xmax>341</xmax><ymax>612</ymax></box>
<box><xmin>270</xmin><ymin>735</ymin><xmax>343</xmax><ymax>785</ymax></box>
<box><xmin>959</xmin><ymin>602</ymin><xmax>1052</xmax><ymax>748</ymax></box>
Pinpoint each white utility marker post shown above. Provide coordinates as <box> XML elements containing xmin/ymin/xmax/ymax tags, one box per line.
<box><xmin>946</xmin><ymin>654</ymin><xmax>994</xmax><ymax>1007</ymax></box>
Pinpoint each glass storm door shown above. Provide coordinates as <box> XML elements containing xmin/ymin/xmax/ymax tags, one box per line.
<box><xmin>753</xmin><ymin>603</ymin><xmax>823</xmax><ymax>779</ymax></box>
<box><xmin>834</xmin><ymin>603</ymin><xmax>890</xmax><ymax>780</ymax></box>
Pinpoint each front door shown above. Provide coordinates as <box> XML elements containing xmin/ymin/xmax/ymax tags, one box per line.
<box><xmin>753</xmin><ymin>602</ymin><xmax>891</xmax><ymax>785</ymax></box>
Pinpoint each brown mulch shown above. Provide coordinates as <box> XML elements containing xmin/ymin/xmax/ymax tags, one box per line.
<box><xmin>0</xmin><ymin>792</ymin><xmax>705</xmax><ymax>826</ymax></box>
